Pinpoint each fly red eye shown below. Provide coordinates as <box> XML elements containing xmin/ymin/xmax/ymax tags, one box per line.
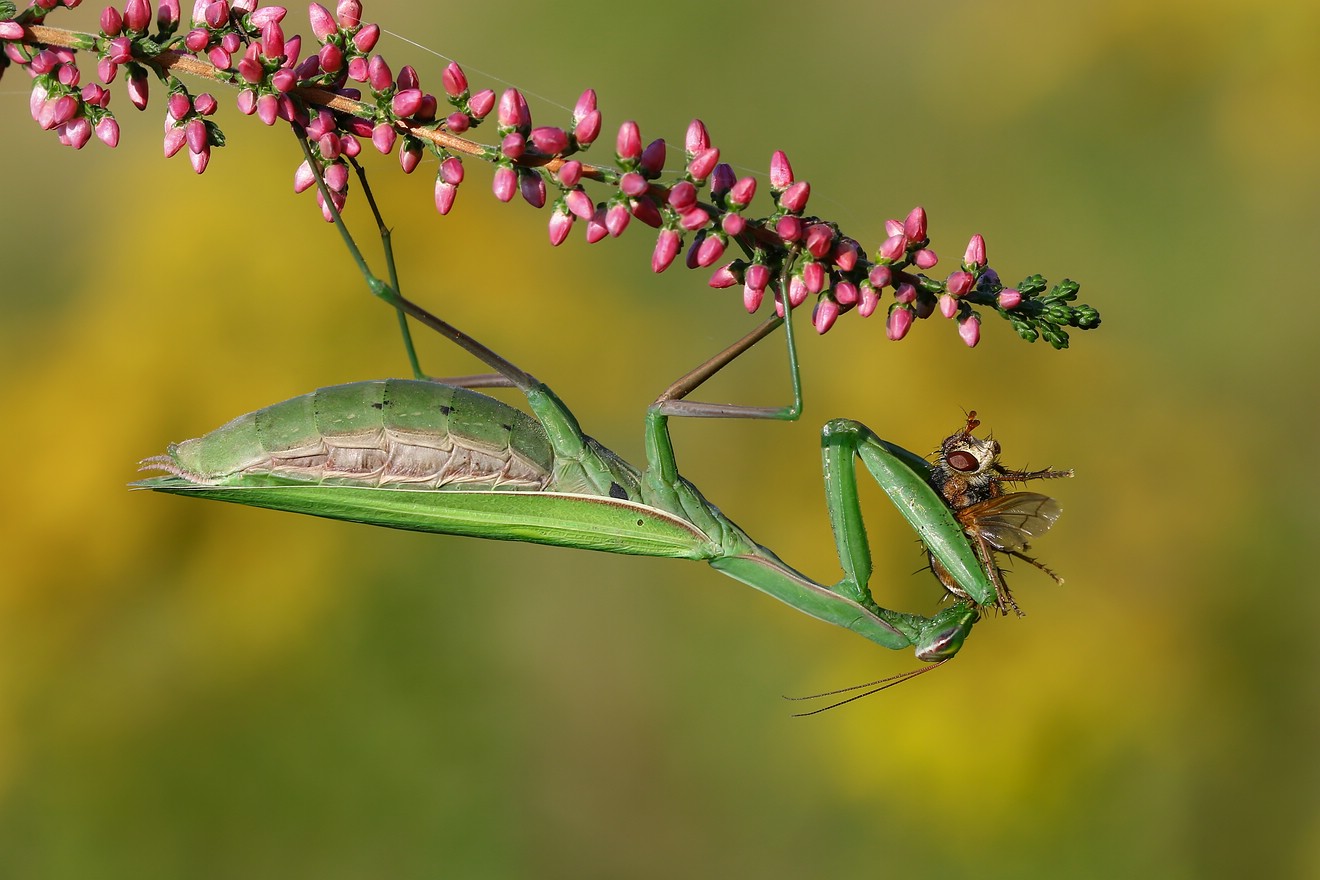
<box><xmin>947</xmin><ymin>450</ymin><xmax>979</xmax><ymax>472</ymax></box>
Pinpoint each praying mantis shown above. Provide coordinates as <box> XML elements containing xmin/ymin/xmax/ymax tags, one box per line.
<box><xmin>135</xmin><ymin>146</ymin><xmax>1072</xmax><ymax>696</ymax></box>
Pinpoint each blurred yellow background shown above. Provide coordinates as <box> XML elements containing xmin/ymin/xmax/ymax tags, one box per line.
<box><xmin>2</xmin><ymin>1</ymin><xmax>1317</xmax><ymax>877</ymax></box>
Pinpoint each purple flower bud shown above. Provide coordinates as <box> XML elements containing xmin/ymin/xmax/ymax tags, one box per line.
<box><xmin>530</xmin><ymin>126</ymin><xmax>569</xmax><ymax>156</ymax></box>
<box><xmin>367</xmin><ymin>54</ymin><xmax>392</xmax><ymax>92</ymax></box>
<box><xmin>813</xmin><ymin>297</ymin><xmax>840</xmax><ymax>334</ymax></box>
<box><xmin>668</xmin><ymin>180</ymin><xmax>697</xmax><ymax>211</ymax></box>
<box><xmin>497</xmin><ymin>88</ymin><xmax>527</xmax><ymax>129</ymax></box>
<box><xmin>729</xmin><ymin>175</ymin><xmax>756</xmax><ymax>208</ymax></box>
<box><xmin>189</xmin><ymin>145</ymin><xmax>210</xmax><ymax>174</ymax></box>
<box><xmin>318</xmin><ymin>43</ymin><xmax>343</xmax><ymax>73</ymax></box>
<box><xmin>903</xmin><ymin>206</ymin><xmax>927</xmax><ymax>241</ymax></box>
<box><xmin>744</xmin><ymin>283</ymin><xmax>765</xmax><ymax>314</ymax></box>
<box><xmin>721</xmin><ymin>213</ymin><xmax>745</xmax><ymax>237</ymax></box>
<box><xmin>616</xmin><ymin>121</ymin><xmax>641</xmax><ymax>160</ymax></box>
<box><xmin>685</xmin><ymin>118</ymin><xmax>710</xmax><ymax>154</ymax></box>
<box><xmin>389</xmin><ymin>88</ymin><xmax>422</xmax><ymax>118</ymax></box>
<box><xmin>770</xmin><ymin>150</ymin><xmax>793</xmax><ymax>189</ymax></box>
<box><xmin>958</xmin><ymin>314</ymin><xmax>981</xmax><ymax>347</ymax></box>
<box><xmin>788</xmin><ymin>275</ymin><xmax>810</xmax><ymax>308</ymax></box>
<box><xmin>492</xmin><ymin>166</ymin><xmax>516</xmax><ymax>202</ymax></box>
<box><xmin>565</xmin><ymin>188</ymin><xmax>594</xmax><ymax>220</ymax></box>
<box><xmin>101</xmin><ymin>6</ymin><xmax>123</xmax><ymax>35</ymax></box>
<box><xmin>520</xmin><ymin>169</ymin><xmax>547</xmax><ymax>208</ymax></box>
<box><xmin>573</xmin><ymin>89</ymin><xmax>596</xmax><ymax>124</ymax></box>
<box><xmin>618</xmin><ymin>171</ymin><xmax>648</xmax><ymax>197</ymax></box>
<box><xmin>780</xmin><ymin>180</ymin><xmax>810</xmax><ymax>213</ymax></box>
<box><xmin>868</xmin><ymin>264</ymin><xmax>892</xmax><ymax>289</ymax></box>
<box><xmin>805</xmin><ymin>224</ymin><xmax>833</xmax><ymax>259</ymax></box>
<box><xmin>679</xmin><ymin>207</ymin><xmax>710</xmax><ymax>231</ymax></box>
<box><xmin>997</xmin><ymin>288</ymin><xmax>1022</xmax><ymax>310</ymax></box>
<box><xmin>946</xmin><ymin>270</ymin><xmax>974</xmax><ymax>297</ymax></box>
<box><xmin>558</xmin><ymin>160</ymin><xmax>583</xmax><ymax>187</ymax></box>
<box><xmin>442</xmin><ymin>62</ymin><xmax>468</xmax><ymax>98</ymax></box>
<box><xmin>886</xmin><ymin>305</ymin><xmax>913</xmax><ymax>341</ymax></box>
<box><xmin>938</xmin><ymin>293</ymin><xmax>958</xmax><ymax>319</ymax></box>
<box><xmin>775</xmin><ymin>215</ymin><xmax>802</xmax><ymax>242</ymax></box>
<box><xmin>710</xmin><ymin>163</ymin><xmax>735</xmax><ymax>197</ymax></box>
<box><xmin>399</xmin><ymin>142</ymin><xmax>422</xmax><ymax>174</ymax></box>
<box><xmin>95</xmin><ymin>115</ymin><xmax>120</xmax><ymax>146</ymax></box>
<box><xmin>574</xmin><ymin>108</ymin><xmax>601</xmax><ymax>144</ymax></box>
<box><xmin>878</xmin><ymin>233</ymin><xmax>907</xmax><ymax>263</ymax></box>
<box><xmin>913</xmin><ymin>248</ymin><xmax>938</xmax><ymax>270</ymax></box>
<box><xmin>652</xmin><ymin>229</ymin><xmax>681</xmax><ymax>273</ymax></box>
<box><xmin>686</xmin><ymin>147</ymin><xmax>719</xmax><ymax>182</ymax></box>
<box><xmin>696</xmin><ymin>234</ymin><xmax>725</xmax><ymax>267</ymax></box>
<box><xmin>630</xmin><ymin>197</ymin><xmax>663</xmax><ymax>228</ymax></box>
<box><xmin>894</xmin><ymin>283</ymin><xmax>916</xmax><ymax>304</ymax></box>
<box><xmin>639</xmin><ymin>138</ymin><xmax>666</xmax><ymax>176</ymax></box>
<box><xmin>164</xmin><ymin>126</ymin><xmax>186</xmax><ymax>157</ymax></box>
<box><xmin>167</xmin><ymin>92</ymin><xmax>191</xmax><ymax>121</ymax></box>
<box><xmin>914</xmin><ymin>294</ymin><xmax>935</xmax><ymax>320</ymax></box>
<box><xmin>548</xmin><ymin>206</ymin><xmax>574</xmax><ymax>245</ymax></box>
<box><xmin>469</xmin><ymin>88</ymin><xmax>495</xmax><ymax>119</ymax></box>
<box><xmin>256</xmin><ymin>93</ymin><xmax>279</xmax><ymax>125</ymax></box>
<box><xmin>586</xmin><ymin>206</ymin><xmax>608</xmax><ymax>244</ymax></box>
<box><xmin>434</xmin><ymin>180</ymin><xmax>457</xmax><ymax>215</ymax></box>
<box><xmin>353</xmin><ymin>24</ymin><xmax>379</xmax><ymax>53</ymax></box>
<box><xmin>833</xmin><ymin>281</ymin><xmax>858</xmax><ymax>306</ymax></box>
<box><xmin>708</xmin><ymin>263</ymin><xmax>738</xmax><ymax>288</ymax></box>
<box><xmin>309</xmin><ymin>3</ymin><xmax>337</xmax><ymax>40</ymax></box>
<box><xmin>336</xmin><ymin>0</ymin><xmax>362</xmax><ymax>28</ymax></box>
<box><xmin>858</xmin><ymin>283</ymin><xmax>880</xmax><ymax>318</ymax></box>
<box><xmin>802</xmin><ymin>260</ymin><xmax>825</xmax><ymax>293</ymax></box>
<box><xmin>963</xmin><ymin>233</ymin><xmax>986</xmax><ymax>267</ymax></box>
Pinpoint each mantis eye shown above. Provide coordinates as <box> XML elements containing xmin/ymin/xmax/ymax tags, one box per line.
<box><xmin>947</xmin><ymin>450</ymin><xmax>979</xmax><ymax>472</ymax></box>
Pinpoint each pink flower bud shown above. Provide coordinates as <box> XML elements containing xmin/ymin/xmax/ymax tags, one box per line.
<box><xmin>616</xmin><ymin>120</ymin><xmax>641</xmax><ymax>160</ymax></box>
<box><xmin>497</xmin><ymin>88</ymin><xmax>525</xmax><ymax>129</ymax></box>
<box><xmin>251</xmin><ymin>6</ymin><xmax>285</xmax><ymax>26</ymax></box>
<box><xmin>679</xmin><ymin>207</ymin><xmax>710</xmax><ymax>231</ymax></box>
<box><xmin>696</xmin><ymin>234</ymin><xmax>725</xmax><ymax>266</ymax></box>
<box><xmin>0</xmin><ymin>21</ymin><xmax>24</xmax><ymax>40</ymax></box>
<box><xmin>309</xmin><ymin>3</ymin><xmax>337</xmax><ymax>40</ymax></box>
<box><xmin>167</xmin><ymin>92</ymin><xmax>191</xmax><ymax>121</ymax></box>
<box><xmin>770</xmin><ymin>150</ymin><xmax>793</xmax><ymax>189</ymax></box>
<box><xmin>499</xmin><ymin>131</ymin><xmax>524</xmax><ymax>160</ymax></box>
<box><xmin>878</xmin><ymin>233</ymin><xmax>907</xmax><ymax>263</ymax></box>
<box><xmin>256</xmin><ymin>93</ymin><xmax>279</xmax><ymax>125</ymax></box>
<box><xmin>963</xmin><ymin>233</ymin><xmax>986</xmax><ymax>267</ymax></box>
<box><xmin>207</xmin><ymin>46</ymin><xmax>231</xmax><ymax>69</ymax></box>
<box><xmin>548</xmin><ymin>206</ymin><xmax>574</xmax><ymax>245</ymax></box>
<box><xmin>189</xmin><ymin>145</ymin><xmax>210</xmax><ymax>174</ymax></box>
<box><xmin>107</xmin><ymin>36</ymin><xmax>133</xmax><ymax>64</ymax></box>
<box><xmin>903</xmin><ymin>206</ymin><xmax>927</xmax><ymax>241</ymax></box>
<box><xmin>444</xmin><ymin>112</ymin><xmax>469</xmax><ymax>133</ymax></box>
<box><xmin>652</xmin><ymin>229</ymin><xmax>681</xmax><ymax>273</ymax></box>
<box><xmin>894</xmin><ymin>283</ymin><xmax>916</xmax><ymax>304</ymax></box>
<box><xmin>886</xmin><ymin>306</ymin><xmax>913</xmax><ymax>341</ymax></box>
<box><xmin>442</xmin><ymin>62</ymin><xmax>467</xmax><ymax>97</ymax></box>
<box><xmin>101</xmin><ymin>6</ymin><xmax>123</xmax><ymax>35</ymax></box>
<box><xmin>685</xmin><ymin>118</ymin><xmax>710</xmax><ymax>154</ymax></box>
<box><xmin>787</xmin><ymin>275</ymin><xmax>810</xmax><ymax>308</ymax></box>
<box><xmin>336</xmin><ymin>0</ymin><xmax>362</xmax><ymax>28</ymax></box>
<box><xmin>775</xmin><ymin>215</ymin><xmax>802</xmax><ymax>242</ymax></box>
<box><xmin>805</xmin><ymin>224</ymin><xmax>833</xmax><ymax>258</ymax></box>
<box><xmin>399</xmin><ymin>142</ymin><xmax>422</xmax><ymax>174</ymax></box>
<box><xmin>833</xmin><ymin>239</ymin><xmax>859</xmax><ymax>272</ymax></box>
<box><xmin>195</xmin><ymin>93</ymin><xmax>218</xmax><ymax>115</ymax></box>
<box><xmin>558</xmin><ymin>160</ymin><xmax>583</xmax><ymax>187</ymax></box>
<box><xmin>958</xmin><ymin>314</ymin><xmax>980</xmax><ymax>347</ymax></box>
<box><xmin>262</xmin><ymin>21</ymin><xmax>285</xmax><ymax>59</ymax></box>
<box><xmin>367</xmin><ymin>54</ymin><xmax>392</xmax><ymax>92</ymax></box>
<box><xmin>98</xmin><ymin>59</ymin><xmax>119</xmax><ymax>83</ymax></box>
<box><xmin>391</xmin><ymin>88</ymin><xmax>422</xmax><ymax>118</ymax></box>
<box><xmin>639</xmin><ymin>138</ymin><xmax>666</xmax><ymax>176</ymax></box>
<box><xmin>708</xmin><ymin>263</ymin><xmax>738</xmax><ymax>288</ymax></box>
<box><xmin>603</xmin><ymin>202</ymin><xmax>629</xmax><ymax>237</ymax></box>
<box><xmin>318</xmin><ymin>43</ymin><xmax>343</xmax><ymax>73</ymax></box>
<box><xmin>630</xmin><ymin>197</ymin><xmax>663</xmax><ymax>228</ymax></box>
<box><xmin>123</xmin><ymin>0</ymin><xmax>150</xmax><ymax>31</ymax></box>
<box><xmin>586</xmin><ymin>206</ymin><xmax>608</xmax><ymax>244</ymax></box>
<box><xmin>997</xmin><ymin>288</ymin><xmax>1022</xmax><ymax>310</ymax></box>
<box><xmin>438</xmin><ymin>156</ymin><xmax>463</xmax><ymax>185</ymax></box>
<box><xmin>938</xmin><ymin>293</ymin><xmax>958</xmax><ymax>318</ymax></box>
<box><xmin>530</xmin><ymin>126</ymin><xmax>568</xmax><ymax>155</ymax></box>
<box><xmin>868</xmin><ymin>264</ymin><xmax>892</xmax><ymax>290</ymax></box>
<box><xmin>858</xmin><ymin>283</ymin><xmax>880</xmax><ymax>318</ymax></box>
<box><xmin>668</xmin><ymin>180</ymin><xmax>697</xmax><ymax>211</ymax></box>
<box><xmin>184</xmin><ymin>117</ymin><xmax>207</xmax><ymax>153</ymax></box>
<box><xmin>492</xmin><ymin>166</ymin><xmax>516</xmax><ymax>202</ymax></box>
<box><xmin>687</xmin><ymin>147</ymin><xmax>719</xmax><ymax>182</ymax></box>
<box><xmin>802</xmin><ymin>260</ymin><xmax>825</xmax><ymax>294</ymax></box>
<box><xmin>573</xmin><ymin>89</ymin><xmax>596</xmax><ymax>123</ymax></box>
<box><xmin>913</xmin><ymin>248</ymin><xmax>938</xmax><ymax>270</ymax></box>
<box><xmin>744</xmin><ymin>282</ymin><xmax>765</xmax><ymax>314</ymax></box>
<box><xmin>565</xmin><ymin>188</ymin><xmax>594</xmax><ymax>220</ymax></box>
<box><xmin>127</xmin><ymin>72</ymin><xmax>149</xmax><ymax>109</ymax></box>
<box><xmin>272</xmin><ymin>67</ymin><xmax>295</xmax><ymax>91</ymax></box>
<box><xmin>469</xmin><ymin>88</ymin><xmax>495</xmax><ymax>119</ymax></box>
<box><xmin>833</xmin><ymin>280</ymin><xmax>858</xmax><ymax>306</ymax></box>
<box><xmin>204</xmin><ymin>2</ymin><xmax>227</xmax><ymax>29</ymax></box>
<box><xmin>95</xmin><ymin>115</ymin><xmax>120</xmax><ymax>146</ymax></box>
<box><xmin>220</xmin><ymin>32</ymin><xmax>242</xmax><ymax>54</ymax></box>
<box><xmin>619</xmin><ymin>171</ymin><xmax>648</xmax><ymax>197</ymax></box>
<box><xmin>746</xmin><ymin>264</ymin><xmax>771</xmax><ymax>291</ymax></box>
<box><xmin>574</xmin><ymin>108</ymin><xmax>601</xmax><ymax>144</ymax></box>
<box><xmin>61</xmin><ymin>117</ymin><xmax>92</xmax><ymax>149</ymax></box>
<box><xmin>434</xmin><ymin>180</ymin><xmax>457</xmax><ymax>215</ymax></box>
<box><xmin>729</xmin><ymin>175</ymin><xmax>756</xmax><ymax>207</ymax></box>
<box><xmin>323</xmin><ymin>161</ymin><xmax>349</xmax><ymax>192</ymax></box>
<box><xmin>780</xmin><ymin>180</ymin><xmax>810</xmax><ymax>213</ymax></box>
<box><xmin>158</xmin><ymin>0</ymin><xmax>181</xmax><ymax>28</ymax></box>
<box><xmin>813</xmin><ymin>297</ymin><xmax>840</xmax><ymax>334</ymax></box>
<box><xmin>163</xmin><ymin>126</ymin><xmax>186</xmax><ymax>157</ymax></box>
<box><xmin>946</xmin><ymin>271</ymin><xmax>974</xmax><ymax>297</ymax></box>
<box><xmin>721</xmin><ymin>213</ymin><xmax>745</xmax><ymax>237</ymax></box>
<box><xmin>519</xmin><ymin>170</ymin><xmax>546</xmax><ymax>208</ymax></box>
<box><xmin>884</xmin><ymin>218</ymin><xmax>904</xmax><ymax>238</ymax></box>
<box><xmin>352</xmin><ymin>24</ymin><xmax>379</xmax><ymax>53</ymax></box>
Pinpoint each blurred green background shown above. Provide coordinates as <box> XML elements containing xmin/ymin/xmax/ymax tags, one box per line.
<box><xmin>2</xmin><ymin>1</ymin><xmax>1317</xmax><ymax>877</ymax></box>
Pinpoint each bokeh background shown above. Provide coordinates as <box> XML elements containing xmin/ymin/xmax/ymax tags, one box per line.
<box><xmin>2</xmin><ymin>1</ymin><xmax>1317</xmax><ymax>877</ymax></box>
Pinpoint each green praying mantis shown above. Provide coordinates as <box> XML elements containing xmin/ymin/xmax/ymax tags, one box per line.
<box><xmin>135</xmin><ymin>146</ymin><xmax>1072</xmax><ymax>702</ymax></box>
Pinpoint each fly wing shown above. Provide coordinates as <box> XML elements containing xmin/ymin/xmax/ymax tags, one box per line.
<box><xmin>956</xmin><ymin>492</ymin><xmax>1061</xmax><ymax>552</ymax></box>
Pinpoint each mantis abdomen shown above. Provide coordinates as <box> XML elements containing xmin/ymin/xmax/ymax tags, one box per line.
<box><xmin>142</xmin><ymin>380</ymin><xmax>558</xmax><ymax>491</ymax></box>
